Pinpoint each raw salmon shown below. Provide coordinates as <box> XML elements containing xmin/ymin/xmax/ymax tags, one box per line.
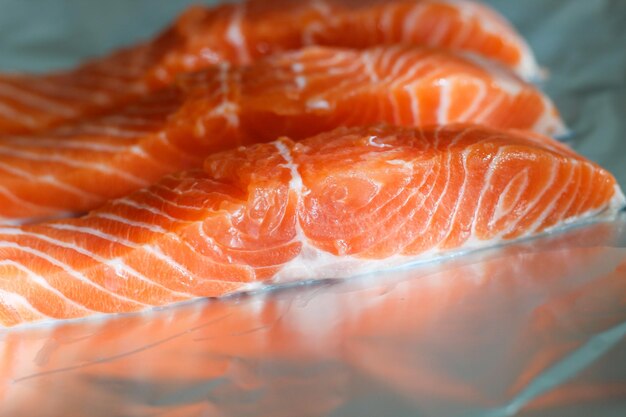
<box><xmin>150</xmin><ymin>0</ymin><xmax>542</xmax><ymax>85</ymax></box>
<box><xmin>0</xmin><ymin>0</ymin><xmax>540</xmax><ymax>135</ymax></box>
<box><xmin>0</xmin><ymin>124</ymin><xmax>622</xmax><ymax>327</ymax></box>
<box><xmin>0</xmin><ymin>46</ymin><xmax>159</xmax><ymax>135</ymax></box>
<box><xmin>1</xmin><ymin>221</ymin><xmax>620</xmax><ymax>411</ymax></box>
<box><xmin>0</xmin><ymin>46</ymin><xmax>564</xmax><ymax>225</ymax></box>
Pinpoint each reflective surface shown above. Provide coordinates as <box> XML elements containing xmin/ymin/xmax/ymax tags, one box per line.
<box><xmin>1</xmin><ymin>1</ymin><xmax>626</xmax><ymax>416</ymax></box>
<box><xmin>1</xmin><ymin>217</ymin><xmax>626</xmax><ymax>416</ymax></box>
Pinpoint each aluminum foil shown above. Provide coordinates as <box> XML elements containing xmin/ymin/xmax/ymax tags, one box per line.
<box><xmin>1</xmin><ymin>1</ymin><xmax>625</xmax><ymax>416</ymax></box>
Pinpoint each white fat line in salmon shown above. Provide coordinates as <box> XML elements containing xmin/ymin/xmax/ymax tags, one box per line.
<box><xmin>0</xmin><ymin>146</ymin><xmax>149</xmax><ymax>186</ymax></box>
<box><xmin>0</xmin><ymin>227</ymin><xmax>193</xmax><ymax>300</ymax></box>
<box><xmin>0</xmin><ymin>259</ymin><xmax>94</xmax><ymax>313</ymax></box>
<box><xmin>0</xmin><ymin>161</ymin><xmax>100</xmax><ymax>201</ymax></box>
<box><xmin>0</xmin><ymin>101</ymin><xmax>37</xmax><ymax>127</ymax></box>
<box><xmin>3</xmin><ymin>137</ymin><xmax>128</xmax><ymax>153</ymax></box>
<box><xmin>0</xmin><ymin>84</ymin><xmax>79</xmax><ymax>117</ymax></box>
<box><xmin>17</xmin><ymin>77</ymin><xmax>112</xmax><ymax>104</ymax></box>
<box><xmin>0</xmin><ymin>241</ymin><xmax>147</xmax><ymax>306</ymax></box>
<box><xmin>0</xmin><ymin>288</ymin><xmax>50</xmax><ymax>320</ymax></box>
<box><xmin>226</xmin><ymin>3</ymin><xmax>250</xmax><ymax>64</ymax></box>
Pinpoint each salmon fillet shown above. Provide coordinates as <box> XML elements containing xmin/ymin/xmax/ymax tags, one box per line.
<box><xmin>0</xmin><ymin>124</ymin><xmax>622</xmax><ymax>327</ymax></box>
<box><xmin>150</xmin><ymin>0</ymin><xmax>541</xmax><ymax>84</ymax></box>
<box><xmin>0</xmin><ymin>0</ymin><xmax>540</xmax><ymax>135</ymax></box>
<box><xmin>0</xmin><ymin>46</ymin><xmax>563</xmax><ymax>225</ymax></box>
<box><xmin>0</xmin><ymin>222</ymin><xmax>617</xmax><ymax>397</ymax></box>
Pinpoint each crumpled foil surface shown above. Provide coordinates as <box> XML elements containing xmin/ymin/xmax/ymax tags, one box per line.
<box><xmin>0</xmin><ymin>1</ymin><xmax>625</xmax><ymax>416</ymax></box>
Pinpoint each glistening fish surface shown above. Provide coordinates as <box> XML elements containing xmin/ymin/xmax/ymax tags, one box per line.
<box><xmin>0</xmin><ymin>124</ymin><xmax>622</xmax><ymax>327</ymax></box>
<box><xmin>0</xmin><ymin>0</ymin><xmax>540</xmax><ymax>135</ymax></box>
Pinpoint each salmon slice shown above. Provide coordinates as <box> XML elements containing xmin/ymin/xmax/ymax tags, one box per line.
<box><xmin>0</xmin><ymin>222</ymin><xmax>619</xmax><ymax>407</ymax></box>
<box><xmin>0</xmin><ymin>45</ymin><xmax>162</xmax><ymax>135</ymax></box>
<box><xmin>0</xmin><ymin>46</ymin><xmax>564</xmax><ymax>225</ymax></box>
<box><xmin>0</xmin><ymin>222</ymin><xmax>626</xmax><ymax>417</ymax></box>
<box><xmin>0</xmin><ymin>0</ymin><xmax>540</xmax><ymax>135</ymax></box>
<box><xmin>151</xmin><ymin>0</ymin><xmax>541</xmax><ymax>85</ymax></box>
<box><xmin>0</xmin><ymin>124</ymin><xmax>622</xmax><ymax>327</ymax></box>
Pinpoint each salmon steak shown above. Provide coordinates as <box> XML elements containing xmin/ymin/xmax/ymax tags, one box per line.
<box><xmin>0</xmin><ymin>46</ymin><xmax>564</xmax><ymax>225</ymax></box>
<box><xmin>0</xmin><ymin>0</ymin><xmax>540</xmax><ymax>135</ymax></box>
<box><xmin>0</xmin><ymin>124</ymin><xmax>622</xmax><ymax>327</ymax></box>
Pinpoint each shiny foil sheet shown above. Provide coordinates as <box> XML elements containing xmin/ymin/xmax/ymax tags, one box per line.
<box><xmin>1</xmin><ymin>1</ymin><xmax>625</xmax><ymax>416</ymax></box>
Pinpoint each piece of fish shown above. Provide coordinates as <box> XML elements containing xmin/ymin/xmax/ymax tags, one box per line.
<box><xmin>0</xmin><ymin>0</ymin><xmax>541</xmax><ymax>135</ymax></box>
<box><xmin>0</xmin><ymin>45</ymin><xmax>159</xmax><ymax>135</ymax></box>
<box><xmin>1</xmin><ymin>220</ymin><xmax>622</xmax><ymax>412</ymax></box>
<box><xmin>0</xmin><ymin>46</ymin><xmax>564</xmax><ymax>225</ymax></box>
<box><xmin>150</xmin><ymin>0</ymin><xmax>542</xmax><ymax>84</ymax></box>
<box><xmin>0</xmin><ymin>124</ymin><xmax>622</xmax><ymax>327</ymax></box>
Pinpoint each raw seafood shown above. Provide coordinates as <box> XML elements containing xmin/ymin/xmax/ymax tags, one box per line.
<box><xmin>0</xmin><ymin>46</ymin><xmax>564</xmax><ymax>225</ymax></box>
<box><xmin>0</xmin><ymin>124</ymin><xmax>622</xmax><ymax>327</ymax></box>
<box><xmin>0</xmin><ymin>0</ymin><xmax>540</xmax><ymax>135</ymax></box>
